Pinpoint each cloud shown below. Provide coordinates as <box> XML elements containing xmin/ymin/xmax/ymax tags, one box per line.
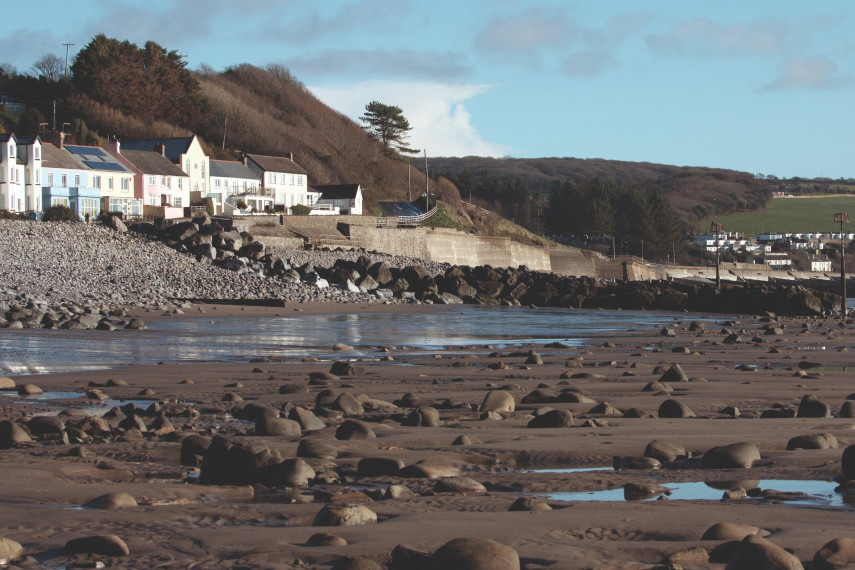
<box><xmin>286</xmin><ymin>49</ymin><xmax>471</xmax><ymax>81</ymax></box>
<box><xmin>561</xmin><ymin>51</ymin><xmax>617</xmax><ymax>77</ymax></box>
<box><xmin>646</xmin><ymin>18</ymin><xmax>793</xmax><ymax>58</ymax></box>
<box><xmin>309</xmin><ymin>81</ymin><xmax>509</xmax><ymax>157</ymax></box>
<box><xmin>264</xmin><ymin>0</ymin><xmax>409</xmax><ymax>42</ymax></box>
<box><xmin>475</xmin><ymin>7</ymin><xmax>598</xmax><ymax>57</ymax></box>
<box><xmin>763</xmin><ymin>55</ymin><xmax>855</xmax><ymax>91</ymax></box>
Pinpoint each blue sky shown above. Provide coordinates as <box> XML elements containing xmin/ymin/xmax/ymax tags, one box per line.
<box><xmin>3</xmin><ymin>1</ymin><xmax>854</xmax><ymax>178</ymax></box>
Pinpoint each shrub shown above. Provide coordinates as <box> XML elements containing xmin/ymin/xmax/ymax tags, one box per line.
<box><xmin>290</xmin><ymin>204</ymin><xmax>311</xmax><ymax>215</ymax></box>
<box><xmin>235</xmin><ymin>200</ymin><xmax>248</xmax><ymax>210</ymax></box>
<box><xmin>42</xmin><ymin>204</ymin><xmax>80</xmax><ymax>222</ymax></box>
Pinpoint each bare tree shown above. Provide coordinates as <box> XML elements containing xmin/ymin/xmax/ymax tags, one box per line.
<box><xmin>31</xmin><ymin>53</ymin><xmax>64</xmax><ymax>82</ymax></box>
<box><xmin>0</xmin><ymin>62</ymin><xmax>18</xmax><ymax>78</ymax></box>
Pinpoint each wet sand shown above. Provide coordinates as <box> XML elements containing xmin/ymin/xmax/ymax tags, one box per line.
<box><xmin>1</xmin><ymin>303</ymin><xmax>854</xmax><ymax>569</ymax></box>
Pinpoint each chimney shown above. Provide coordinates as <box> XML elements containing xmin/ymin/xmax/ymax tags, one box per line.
<box><xmin>158</xmin><ymin>143</ymin><xmax>166</xmax><ymax>156</ymax></box>
<box><xmin>45</xmin><ymin>131</ymin><xmax>65</xmax><ymax>149</ymax></box>
<box><xmin>288</xmin><ymin>151</ymin><xmax>294</xmax><ymax>161</ymax></box>
<box><xmin>107</xmin><ymin>139</ymin><xmax>120</xmax><ymax>155</ymax></box>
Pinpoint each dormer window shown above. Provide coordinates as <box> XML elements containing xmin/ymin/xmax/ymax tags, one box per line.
<box><xmin>9</xmin><ymin>144</ymin><xmax>15</xmax><ymax>158</ymax></box>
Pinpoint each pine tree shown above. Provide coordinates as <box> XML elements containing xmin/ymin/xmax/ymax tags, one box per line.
<box><xmin>360</xmin><ymin>101</ymin><xmax>419</xmax><ymax>159</ymax></box>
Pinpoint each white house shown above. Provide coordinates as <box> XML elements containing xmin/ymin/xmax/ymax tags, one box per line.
<box><xmin>244</xmin><ymin>153</ymin><xmax>317</xmax><ymax>212</ymax></box>
<box><xmin>17</xmin><ymin>136</ymin><xmax>43</xmax><ymax>213</ymax></box>
<box><xmin>120</xmin><ymin>136</ymin><xmax>210</xmax><ymax>195</ymax></box>
<box><xmin>106</xmin><ymin>141</ymin><xmax>190</xmax><ymax>218</ymax></box>
<box><xmin>208</xmin><ymin>159</ymin><xmax>264</xmax><ymax>214</ymax></box>
<box><xmin>0</xmin><ymin>133</ymin><xmax>26</xmax><ymax>212</ymax></box>
<box><xmin>312</xmin><ymin>183</ymin><xmax>364</xmax><ymax>215</ymax></box>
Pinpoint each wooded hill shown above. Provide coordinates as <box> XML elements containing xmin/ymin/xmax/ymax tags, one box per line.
<box><xmin>430</xmin><ymin>156</ymin><xmax>773</xmax><ymax>233</ymax></box>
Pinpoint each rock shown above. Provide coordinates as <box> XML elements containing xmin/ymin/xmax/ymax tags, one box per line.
<box><xmin>358</xmin><ymin>457</ymin><xmax>404</xmax><ymax>477</ymax></box>
<box><xmin>330</xmin><ymin>361</ymin><xmax>366</xmax><ymax>376</ymax></box>
<box><xmin>659</xmin><ymin>363</ymin><xmax>688</xmax><ymax>382</ymax></box>
<box><xmin>624</xmin><ymin>481</ymin><xmax>671</xmax><ymax>501</ymax></box>
<box><xmin>644</xmin><ymin>440</ymin><xmax>687</xmax><ymax>463</ymax></box>
<box><xmin>330</xmin><ymin>557</ymin><xmax>385</xmax><ymax>570</ymax></box>
<box><xmin>702</xmin><ymin>522</ymin><xmax>766</xmax><ymax>541</ymax></box>
<box><xmin>796</xmin><ymin>395</ymin><xmax>831</xmax><ymax>418</ymax></box>
<box><xmin>452</xmin><ymin>435</ymin><xmax>481</xmax><ymax>446</ymax></box>
<box><xmin>479</xmin><ymin>390</ymin><xmax>515</xmax><ymax>413</ymax></box>
<box><xmin>297</xmin><ymin>439</ymin><xmax>340</xmax><ymax>459</ymax></box>
<box><xmin>333</xmin><ymin>392</ymin><xmax>364</xmax><ymax>414</ymax></box>
<box><xmin>786</xmin><ymin>433</ymin><xmax>838</xmax><ymax>450</ymax></box>
<box><xmin>433</xmin><ymin>476</ymin><xmax>487</xmax><ymax>494</ymax></box>
<box><xmin>662</xmin><ymin>547</ymin><xmax>710</xmax><ymax>565</ymax></box>
<box><xmin>0</xmin><ymin>377</ymin><xmax>15</xmax><ymax>390</ymax></box>
<box><xmin>26</xmin><ymin>415</ymin><xmax>65</xmax><ymax>436</ymax></box>
<box><xmin>256</xmin><ymin>415</ymin><xmax>301</xmax><ymax>437</ymax></box>
<box><xmin>658</xmin><ymin>399</ymin><xmax>696</xmax><ymax>418</ymax></box>
<box><xmin>265</xmin><ymin>457</ymin><xmax>315</xmax><ymax>487</ymax></box>
<box><xmin>180</xmin><ymin>434</ymin><xmax>211</xmax><ymax>467</ymax></box>
<box><xmin>841</xmin><ymin>444</ymin><xmax>855</xmax><ymax>480</ymax></box>
<box><xmin>588</xmin><ymin>401</ymin><xmax>621</xmax><ymax>415</ymax></box>
<box><xmin>431</xmin><ymin>537</ymin><xmax>520</xmax><ymax>570</ymax></box>
<box><xmin>83</xmin><ymin>492</ymin><xmax>138</xmax><ymax>509</ymax></box>
<box><xmin>701</xmin><ymin>442</ymin><xmax>761</xmax><ymax>469</ymax></box>
<box><xmin>392</xmin><ymin>544</ymin><xmax>433</xmax><ymax>570</ymax></box>
<box><xmin>508</xmin><ymin>497</ymin><xmax>552</xmax><ymax>512</ymax></box>
<box><xmin>17</xmin><ymin>383</ymin><xmax>43</xmax><ymax>395</ymax></box>
<box><xmin>399</xmin><ymin>461</ymin><xmax>459</xmax><ymax>479</ymax></box>
<box><xmin>288</xmin><ymin>406</ymin><xmax>327</xmax><ymax>431</ymax></box>
<box><xmin>839</xmin><ymin>401</ymin><xmax>855</xmax><ymax>418</ymax></box>
<box><xmin>312</xmin><ymin>504</ymin><xmax>377</xmax><ymax>526</ymax></box>
<box><xmin>307</xmin><ymin>532</ymin><xmax>348</xmax><ymax>547</ymax></box>
<box><xmin>643</xmin><ymin>381</ymin><xmax>673</xmax><ymax>393</ymax></box>
<box><xmin>613</xmin><ymin>456</ymin><xmax>661</xmax><ymax>470</ymax></box>
<box><xmin>65</xmin><ymin>534</ymin><xmax>130</xmax><ymax>556</ymax></box>
<box><xmin>814</xmin><ymin>537</ymin><xmax>855</xmax><ymax>570</ymax></box>
<box><xmin>404</xmin><ymin>406</ymin><xmax>440</xmax><ymax>427</ymax></box>
<box><xmin>0</xmin><ymin>420</ymin><xmax>31</xmax><ymax>448</ymax></box>
<box><xmin>336</xmin><ymin>420</ymin><xmax>376</xmax><ymax>440</ymax></box>
<box><xmin>527</xmin><ymin>409</ymin><xmax>574</xmax><ymax>428</ymax></box>
<box><xmin>0</xmin><ymin>536</ymin><xmax>23</xmax><ymax>564</ymax></box>
<box><xmin>104</xmin><ymin>215</ymin><xmax>127</xmax><ymax>233</ymax></box>
<box><xmin>724</xmin><ymin>534</ymin><xmax>803</xmax><ymax>570</ymax></box>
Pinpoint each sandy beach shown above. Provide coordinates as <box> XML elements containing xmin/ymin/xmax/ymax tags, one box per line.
<box><xmin>1</xmin><ymin>302</ymin><xmax>854</xmax><ymax>569</ymax></box>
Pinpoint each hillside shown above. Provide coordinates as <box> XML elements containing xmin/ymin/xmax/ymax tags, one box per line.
<box><xmin>427</xmin><ymin>156</ymin><xmax>774</xmax><ymax>232</ymax></box>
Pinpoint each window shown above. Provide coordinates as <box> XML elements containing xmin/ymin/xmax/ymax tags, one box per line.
<box><xmin>34</xmin><ymin>147</ymin><xmax>40</xmax><ymax>159</ymax></box>
<box><xmin>74</xmin><ymin>175</ymin><xmax>80</xmax><ymax>187</ymax></box>
<box><xmin>279</xmin><ymin>173</ymin><xmax>285</xmax><ymax>184</ymax></box>
<box><xmin>201</xmin><ymin>162</ymin><xmax>205</xmax><ymax>177</ymax></box>
<box><xmin>297</xmin><ymin>176</ymin><xmax>303</xmax><ymax>186</ymax></box>
<box><xmin>185</xmin><ymin>159</ymin><xmax>190</xmax><ymax>172</ymax></box>
<box><xmin>108</xmin><ymin>177</ymin><xmax>113</xmax><ymax>190</ymax></box>
<box><xmin>52</xmin><ymin>197</ymin><xmax>69</xmax><ymax>207</ymax></box>
<box><xmin>93</xmin><ymin>175</ymin><xmax>101</xmax><ymax>189</ymax></box>
<box><xmin>268</xmin><ymin>173</ymin><xmax>275</xmax><ymax>184</ymax></box>
<box><xmin>161</xmin><ymin>176</ymin><xmax>166</xmax><ymax>185</ymax></box>
<box><xmin>61</xmin><ymin>174</ymin><xmax>67</xmax><ymax>187</ymax></box>
<box><xmin>8</xmin><ymin>144</ymin><xmax>14</xmax><ymax>158</ymax></box>
<box><xmin>80</xmin><ymin>198</ymin><xmax>98</xmax><ymax>217</ymax></box>
<box><xmin>121</xmin><ymin>178</ymin><xmax>129</xmax><ymax>191</ymax></box>
<box><xmin>149</xmin><ymin>195</ymin><xmax>158</xmax><ymax>206</ymax></box>
<box><xmin>215</xmin><ymin>178</ymin><xmax>220</xmax><ymax>188</ymax></box>
<box><xmin>289</xmin><ymin>174</ymin><xmax>294</xmax><ymax>185</ymax></box>
<box><xmin>173</xmin><ymin>196</ymin><xmax>182</xmax><ymax>207</ymax></box>
<box><xmin>166</xmin><ymin>177</ymin><xmax>171</xmax><ymax>189</ymax></box>
<box><xmin>35</xmin><ymin>170</ymin><xmax>39</xmax><ymax>184</ymax></box>
<box><xmin>48</xmin><ymin>173</ymin><xmax>54</xmax><ymax>186</ymax></box>
<box><xmin>178</xmin><ymin>179</ymin><xmax>182</xmax><ymax>189</ymax></box>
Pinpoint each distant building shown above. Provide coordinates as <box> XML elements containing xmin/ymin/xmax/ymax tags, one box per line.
<box><xmin>313</xmin><ymin>184</ymin><xmax>364</xmax><ymax>215</ymax></box>
<box><xmin>120</xmin><ymin>136</ymin><xmax>210</xmax><ymax>195</ymax></box>
<box><xmin>244</xmin><ymin>153</ymin><xmax>317</xmax><ymax>211</ymax></box>
<box><xmin>41</xmin><ymin>141</ymin><xmax>100</xmax><ymax>219</ymax></box>
<box><xmin>64</xmin><ymin>144</ymin><xmax>140</xmax><ymax>217</ymax></box>
<box><xmin>208</xmin><ymin>159</ymin><xmax>264</xmax><ymax>214</ymax></box>
<box><xmin>0</xmin><ymin>133</ymin><xmax>26</xmax><ymax>212</ymax></box>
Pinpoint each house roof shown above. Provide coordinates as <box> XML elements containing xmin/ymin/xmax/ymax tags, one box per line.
<box><xmin>314</xmin><ymin>184</ymin><xmax>361</xmax><ymax>200</ymax></box>
<box><xmin>0</xmin><ymin>133</ymin><xmax>14</xmax><ymax>143</ymax></box>
<box><xmin>41</xmin><ymin>142</ymin><xmax>87</xmax><ymax>170</ymax></box>
<box><xmin>65</xmin><ymin>145</ymin><xmax>132</xmax><ymax>173</ymax></box>
<box><xmin>121</xmin><ymin>149</ymin><xmax>188</xmax><ymax>177</ymax></box>
<box><xmin>119</xmin><ymin>137</ymin><xmax>194</xmax><ymax>163</ymax></box>
<box><xmin>210</xmin><ymin>159</ymin><xmax>261</xmax><ymax>181</ymax></box>
<box><xmin>245</xmin><ymin>153</ymin><xmax>307</xmax><ymax>175</ymax></box>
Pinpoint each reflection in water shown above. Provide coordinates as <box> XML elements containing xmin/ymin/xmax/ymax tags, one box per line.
<box><xmin>0</xmin><ymin>306</ymin><xmax>690</xmax><ymax>376</ymax></box>
<box><xmin>544</xmin><ymin>480</ymin><xmax>848</xmax><ymax>506</ymax></box>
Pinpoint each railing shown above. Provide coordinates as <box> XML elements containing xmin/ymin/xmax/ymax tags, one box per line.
<box><xmin>397</xmin><ymin>206</ymin><xmax>438</xmax><ymax>226</ymax></box>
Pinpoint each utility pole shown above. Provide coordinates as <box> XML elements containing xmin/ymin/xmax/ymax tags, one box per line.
<box><xmin>62</xmin><ymin>42</ymin><xmax>75</xmax><ymax>78</ymax></box>
<box><xmin>711</xmin><ymin>221</ymin><xmax>723</xmax><ymax>290</ymax></box>
<box><xmin>222</xmin><ymin>116</ymin><xmax>227</xmax><ymax>149</ymax></box>
<box><xmin>423</xmin><ymin>150</ymin><xmax>429</xmax><ymax>210</ymax></box>
<box><xmin>834</xmin><ymin>212</ymin><xmax>849</xmax><ymax>313</ymax></box>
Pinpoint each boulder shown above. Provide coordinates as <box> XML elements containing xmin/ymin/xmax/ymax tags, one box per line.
<box><xmin>330</xmin><ymin>361</ymin><xmax>366</xmax><ymax>376</ymax></box>
<box><xmin>265</xmin><ymin>457</ymin><xmax>315</xmax><ymax>487</ymax></box>
<box><xmin>658</xmin><ymin>399</ymin><xmax>696</xmax><ymax>418</ymax></box>
<box><xmin>643</xmin><ymin>440</ymin><xmax>687</xmax><ymax>463</ymax></box>
<box><xmin>83</xmin><ymin>492</ymin><xmax>138</xmax><ymax>509</ymax></box>
<box><xmin>404</xmin><ymin>406</ymin><xmax>440</xmax><ymax>427</ymax></box>
<box><xmin>333</xmin><ymin>392</ymin><xmax>364</xmax><ymax>415</ymax></box>
<box><xmin>479</xmin><ymin>390</ymin><xmax>515</xmax><ymax>413</ymax></box>
<box><xmin>452</xmin><ymin>435</ymin><xmax>481</xmax><ymax>446</ymax></box>
<box><xmin>180</xmin><ymin>434</ymin><xmax>211</xmax><ymax>467</ymax></box>
<box><xmin>624</xmin><ymin>481</ymin><xmax>671</xmax><ymax>501</ymax></box>
<box><xmin>796</xmin><ymin>395</ymin><xmax>831</xmax><ymax>418</ymax></box>
<box><xmin>527</xmin><ymin>409</ymin><xmax>574</xmax><ymax>428</ymax></box>
<box><xmin>0</xmin><ymin>420</ymin><xmax>32</xmax><ymax>448</ymax></box>
<box><xmin>431</xmin><ymin>537</ymin><xmax>520</xmax><ymax>570</ymax></box>
<box><xmin>312</xmin><ymin>504</ymin><xmax>377</xmax><ymax>527</ymax></box>
<box><xmin>297</xmin><ymin>439</ymin><xmax>339</xmax><ymax>459</ymax></box>
<box><xmin>786</xmin><ymin>433</ymin><xmax>838</xmax><ymax>450</ymax></box>
<box><xmin>17</xmin><ymin>383</ymin><xmax>43</xmax><ymax>396</ymax></box>
<box><xmin>26</xmin><ymin>415</ymin><xmax>65</xmax><ymax>436</ymax></box>
<box><xmin>508</xmin><ymin>496</ymin><xmax>552</xmax><ymax>512</ymax></box>
<box><xmin>814</xmin><ymin>537</ymin><xmax>855</xmax><ymax>570</ymax></box>
<box><xmin>330</xmin><ymin>556</ymin><xmax>385</xmax><ymax>570</ymax></box>
<box><xmin>358</xmin><ymin>457</ymin><xmax>404</xmax><ymax>477</ymax></box>
<box><xmin>724</xmin><ymin>534</ymin><xmax>803</xmax><ymax>570</ymax></box>
<box><xmin>336</xmin><ymin>420</ymin><xmax>376</xmax><ymax>440</ymax></box>
<box><xmin>255</xmin><ymin>415</ymin><xmax>301</xmax><ymax>437</ymax></box>
<box><xmin>0</xmin><ymin>536</ymin><xmax>23</xmax><ymax>564</ymax></box>
<box><xmin>433</xmin><ymin>476</ymin><xmax>487</xmax><ymax>494</ymax></box>
<box><xmin>613</xmin><ymin>456</ymin><xmax>661</xmax><ymax>470</ymax></box>
<box><xmin>307</xmin><ymin>532</ymin><xmax>348</xmax><ymax>547</ymax></box>
<box><xmin>702</xmin><ymin>522</ymin><xmax>766</xmax><ymax>541</ymax></box>
<box><xmin>659</xmin><ymin>363</ymin><xmax>688</xmax><ymax>383</ymax></box>
<box><xmin>65</xmin><ymin>534</ymin><xmax>130</xmax><ymax>556</ymax></box>
<box><xmin>701</xmin><ymin>442</ymin><xmax>761</xmax><ymax>469</ymax></box>
<box><xmin>841</xmin><ymin>444</ymin><xmax>855</xmax><ymax>480</ymax></box>
<box><xmin>288</xmin><ymin>407</ymin><xmax>327</xmax><ymax>431</ymax></box>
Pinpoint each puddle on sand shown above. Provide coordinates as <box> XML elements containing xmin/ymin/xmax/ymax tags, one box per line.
<box><xmin>0</xmin><ymin>391</ymin><xmax>157</xmax><ymax>416</ymax></box>
<box><xmin>542</xmin><ymin>480</ymin><xmax>853</xmax><ymax>506</ymax></box>
<box><xmin>524</xmin><ymin>466</ymin><xmax>612</xmax><ymax>473</ymax></box>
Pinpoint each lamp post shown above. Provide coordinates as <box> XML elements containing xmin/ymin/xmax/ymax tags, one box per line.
<box><xmin>834</xmin><ymin>212</ymin><xmax>849</xmax><ymax>313</ymax></box>
<box><xmin>710</xmin><ymin>221</ymin><xmax>723</xmax><ymax>290</ymax></box>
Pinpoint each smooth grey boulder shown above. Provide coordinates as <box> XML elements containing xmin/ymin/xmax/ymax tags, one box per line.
<box><xmin>0</xmin><ymin>420</ymin><xmax>32</xmax><ymax>448</ymax></box>
<box><xmin>643</xmin><ymin>440</ymin><xmax>687</xmax><ymax>463</ymax></box>
<box><xmin>312</xmin><ymin>504</ymin><xmax>377</xmax><ymax>527</ymax></box>
<box><xmin>786</xmin><ymin>433</ymin><xmax>838</xmax><ymax>450</ymax></box>
<box><xmin>724</xmin><ymin>534</ymin><xmax>803</xmax><ymax>570</ymax></box>
<box><xmin>479</xmin><ymin>390</ymin><xmax>515</xmax><ymax>413</ymax></box>
<box><xmin>431</xmin><ymin>537</ymin><xmax>520</xmax><ymax>570</ymax></box>
<box><xmin>659</xmin><ymin>363</ymin><xmax>688</xmax><ymax>382</ymax></box>
<box><xmin>65</xmin><ymin>534</ymin><xmax>130</xmax><ymax>556</ymax></box>
<box><xmin>701</xmin><ymin>442</ymin><xmax>761</xmax><ymax>469</ymax></box>
<box><xmin>658</xmin><ymin>399</ymin><xmax>696</xmax><ymax>418</ymax></box>
<box><xmin>813</xmin><ymin>537</ymin><xmax>855</xmax><ymax>570</ymax></box>
<box><xmin>403</xmin><ymin>406</ymin><xmax>440</xmax><ymax>427</ymax></box>
<box><xmin>335</xmin><ymin>420</ymin><xmax>376</xmax><ymax>440</ymax></box>
<box><xmin>83</xmin><ymin>492</ymin><xmax>138</xmax><ymax>510</ymax></box>
<box><xmin>527</xmin><ymin>409</ymin><xmax>573</xmax><ymax>428</ymax></box>
<box><xmin>797</xmin><ymin>395</ymin><xmax>831</xmax><ymax>418</ymax></box>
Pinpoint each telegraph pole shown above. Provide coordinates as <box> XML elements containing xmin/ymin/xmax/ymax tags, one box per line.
<box><xmin>834</xmin><ymin>212</ymin><xmax>849</xmax><ymax>313</ymax></box>
<box><xmin>62</xmin><ymin>42</ymin><xmax>75</xmax><ymax>78</ymax></box>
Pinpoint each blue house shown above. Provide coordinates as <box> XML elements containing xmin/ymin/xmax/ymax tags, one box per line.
<box><xmin>41</xmin><ymin>142</ymin><xmax>100</xmax><ymax>219</ymax></box>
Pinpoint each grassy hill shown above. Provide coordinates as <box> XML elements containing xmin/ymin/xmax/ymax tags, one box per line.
<box><xmin>714</xmin><ymin>195</ymin><xmax>855</xmax><ymax>235</ymax></box>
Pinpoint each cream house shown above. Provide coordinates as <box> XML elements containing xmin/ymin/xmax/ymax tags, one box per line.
<box><xmin>120</xmin><ymin>135</ymin><xmax>210</xmax><ymax>195</ymax></box>
<box><xmin>65</xmin><ymin>144</ymin><xmax>140</xmax><ymax>217</ymax></box>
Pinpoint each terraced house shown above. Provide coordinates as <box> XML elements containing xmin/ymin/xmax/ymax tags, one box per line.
<box><xmin>107</xmin><ymin>140</ymin><xmax>189</xmax><ymax>219</ymax></box>
<box><xmin>41</xmin><ymin>141</ymin><xmax>100</xmax><ymax>219</ymax></box>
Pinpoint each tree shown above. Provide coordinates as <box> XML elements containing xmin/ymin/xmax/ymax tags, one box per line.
<box><xmin>360</xmin><ymin>101</ymin><xmax>419</xmax><ymax>159</ymax></box>
<box><xmin>31</xmin><ymin>54</ymin><xmax>64</xmax><ymax>82</ymax></box>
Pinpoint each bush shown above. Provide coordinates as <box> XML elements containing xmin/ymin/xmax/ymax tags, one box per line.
<box><xmin>42</xmin><ymin>204</ymin><xmax>80</xmax><ymax>222</ymax></box>
<box><xmin>235</xmin><ymin>200</ymin><xmax>248</xmax><ymax>210</ymax></box>
<box><xmin>290</xmin><ymin>204</ymin><xmax>311</xmax><ymax>215</ymax></box>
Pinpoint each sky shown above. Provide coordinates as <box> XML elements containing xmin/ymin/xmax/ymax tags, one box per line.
<box><xmin>3</xmin><ymin>1</ymin><xmax>854</xmax><ymax>179</ymax></box>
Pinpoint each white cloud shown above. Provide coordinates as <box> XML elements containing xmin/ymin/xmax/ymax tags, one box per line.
<box><xmin>309</xmin><ymin>81</ymin><xmax>510</xmax><ymax>157</ymax></box>
<box><xmin>763</xmin><ymin>55</ymin><xmax>855</xmax><ymax>91</ymax></box>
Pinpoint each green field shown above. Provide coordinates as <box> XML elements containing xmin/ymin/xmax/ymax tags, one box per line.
<box><xmin>712</xmin><ymin>195</ymin><xmax>855</xmax><ymax>235</ymax></box>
